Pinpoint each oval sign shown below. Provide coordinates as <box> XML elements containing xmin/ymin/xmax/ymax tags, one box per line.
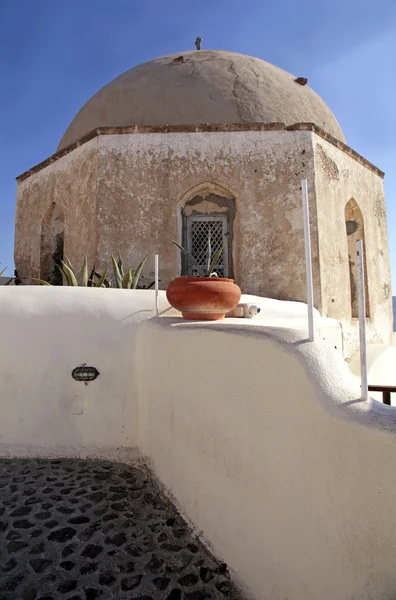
<box><xmin>72</xmin><ymin>365</ymin><xmax>100</xmax><ymax>382</ymax></box>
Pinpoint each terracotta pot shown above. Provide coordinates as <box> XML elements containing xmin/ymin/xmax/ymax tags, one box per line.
<box><xmin>166</xmin><ymin>277</ymin><xmax>241</xmax><ymax>321</ymax></box>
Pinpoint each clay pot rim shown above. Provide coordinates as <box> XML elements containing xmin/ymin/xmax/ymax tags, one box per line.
<box><xmin>171</xmin><ymin>277</ymin><xmax>235</xmax><ymax>283</ymax></box>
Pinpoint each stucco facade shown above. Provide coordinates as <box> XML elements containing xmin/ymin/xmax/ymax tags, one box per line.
<box><xmin>15</xmin><ymin>124</ymin><xmax>392</xmax><ymax>357</ymax></box>
<box><xmin>15</xmin><ymin>140</ymin><xmax>99</xmax><ymax>280</ymax></box>
<box><xmin>58</xmin><ymin>50</ymin><xmax>345</xmax><ymax>149</ymax></box>
<box><xmin>2</xmin><ymin>287</ymin><xmax>396</xmax><ymax>599</ymax></box>
<box><xmin>312</xmin><ymin>135</ymin><xmax>393</xmax><ymax>354</ymax></box>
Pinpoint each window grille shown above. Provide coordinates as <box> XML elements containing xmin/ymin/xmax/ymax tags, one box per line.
<box><xmin>186</xmin><ymin>216</ymin><xmax>229</xmax><ymax>277</ymax></box>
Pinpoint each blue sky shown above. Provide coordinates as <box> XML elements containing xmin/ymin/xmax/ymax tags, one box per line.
<box><xmin>1</xmin><ymin>0</ymin><xmax>395</xmax><ymax>285</ymax></box>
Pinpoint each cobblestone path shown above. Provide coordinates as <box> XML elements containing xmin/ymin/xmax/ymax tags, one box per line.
<box><xmin>0</xmin><ymin>459</ymin><xmax>242</xmax><ymax>600</ymax></box>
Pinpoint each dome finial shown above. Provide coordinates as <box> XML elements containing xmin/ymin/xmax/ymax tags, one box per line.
<box><xmin>194</xmin><ymin>37</ymin><xmax>202</xmax><ymax>50</ymax></box>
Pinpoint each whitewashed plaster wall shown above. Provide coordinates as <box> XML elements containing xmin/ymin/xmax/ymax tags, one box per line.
<box><xmin>349</xmin><ymin>344</ymin><xmax>396</xmax><ymax>404</ymax></box>
<box><xmin>137</xmin><ymin>318</ymin><xmax>396</xmax><ymax>600</ymax></box>
<box><xmin>2</xmin><ymin>290</ymin><xmax>396</xmax><ymax>599</ymax></box>
<box><xmin>313</xmin><ymin>136</ymin><xmax>392</xmax><ymax>359</ymax></box>
<box><xmin>0</xmin><ymin>287</ymin><xmax>171</xmax><ymax>459</ymax></box>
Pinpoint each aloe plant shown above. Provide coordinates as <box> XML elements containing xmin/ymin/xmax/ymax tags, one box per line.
<box><xmin>0</xmin><ymin>264</ymin><xmax>6</xmax><ymax>277</ymax></box>
<box><xmin>172</xmin><ymin>231</ymin><xmax>224</xmax><ymax>277</ymax></box>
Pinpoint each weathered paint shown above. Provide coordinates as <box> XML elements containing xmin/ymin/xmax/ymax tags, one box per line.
<box><xmin>312</xmin><ymin>136</ymin><xmax>392</xmax><ymax>358</ymax></box>
<box><xmin>57</xmin><ymin>50</ymin><xmax>345</xmax><ymax>150</ymax></box>
<box><xmin>40</xmin><ymin>202</ymin><xmax>65</xmax><ymax>284</ymax></box>
<box><xmin>14</xmin><ymin>128</ymin><xmax>392</xmax><ymax>357</ymax></box>
<box><xmin>15</xmin><ymin>138</ymin><xmax>99</xmax><ymax>278</ymax></box>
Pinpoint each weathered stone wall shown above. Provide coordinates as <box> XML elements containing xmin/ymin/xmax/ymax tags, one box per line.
<box><xmin>313</xmin><ymin>137</ymin><xmax>392</xmax><ymax>357</ymax></box>
<box><xmin>15</xmin><ymin>128</ymin><xmax>392</xmax><ymax>358</ymax></box>
<box><xmin>14</xmin><ymin>139</ymin><xmax>99</xmax><ymax>280</ymax></box>
<box><xmin>96</xmin><ymin>130</ymin><xmax>318</xmax><ymax>300</ymax></box>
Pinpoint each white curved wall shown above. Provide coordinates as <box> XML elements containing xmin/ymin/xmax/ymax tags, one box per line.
<box><xmin>2</xmin><ymin>288</ymin><xmax>396</xmax><ymax>599</ymax></box>
<box><xmin>349</xmin><ymin>344</ymin><xmax>396</xmax><ymax>404</ymax></box>
<box><xmin>137</xmin><ymin>319</ymin><xmax>396</xmax><ymax>600</ymax></box>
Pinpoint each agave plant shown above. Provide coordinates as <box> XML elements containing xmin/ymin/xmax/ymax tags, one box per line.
<box><xmin>108</xmin><ymin>254</ymin><xmax>148</xmax><ymax>289</ymax></box>
<box><xmin>0</xmin><ymin>264</ymin><xmax>14</xmax><ymax>285</ymax></box>
<box><xmin>59</xmin><ymin>257</ymin><xmax>98</xmax><ymax>287</ymax></box>
<box><xmin>33</xmin><ymin>254</ymin><xmax>151</xmax><ymax>288</ymax></box>
<box><xmin>172</xmin><ymin>231</ymin><xmax>224</xmax><ymax>277</ymax></box>
<box><xmin>34</xmin><ymin>258</ymin><xmax>106</xmax><ymax>287</ymax></box>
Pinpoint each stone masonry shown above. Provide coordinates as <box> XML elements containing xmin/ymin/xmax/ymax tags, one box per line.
<box><xmin>0</xmin><ymin>459</ymin><xmax>243</xmax><ymax>600</ymax></box>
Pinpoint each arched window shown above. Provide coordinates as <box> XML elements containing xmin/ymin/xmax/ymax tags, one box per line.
<box><xmin>180</xmin><ymin>185</ymin><xmax>236</xmax><ymax>277</ymax></box>
<box><xmin>345</xmin><ymin>199</ymin><xmax>369</xmax><ymax>317</ymax></box>
<box><xmin>40</xmin><ymin>203</ymin><xmax>64</xmax><ymax>285</ymax></box>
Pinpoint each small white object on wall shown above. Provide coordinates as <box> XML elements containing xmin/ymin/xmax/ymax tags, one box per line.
<box><xmin>228</xmin><ymin>304</ymin><xmax>261</xmax><ymax>318</ymax></box>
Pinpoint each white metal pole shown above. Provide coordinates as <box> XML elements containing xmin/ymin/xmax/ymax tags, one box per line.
<box><xmin>301</xmin><ymin>179</ymin><xmax>315</xmax><ymax>341</ymax></box>
<box><xmin>356</xmin><ymin>240</ymin><xmax>368</xmax><ymax>401</ymax></box>
<box><xmin>155</xmin><ymin>254</ymin><xmax>159</xmax><ymax>317</ymax></box>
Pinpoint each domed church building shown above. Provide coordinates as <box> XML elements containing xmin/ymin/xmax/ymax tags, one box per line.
<box><xmin>14</xmin><ymin>50</ymin><xmax>392</xmax><ymax>353</ymax></box>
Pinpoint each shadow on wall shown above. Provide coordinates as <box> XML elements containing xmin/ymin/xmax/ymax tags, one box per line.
<box><xmin>137</xmin><ymin>319</ymin><xmax>396</xmax><ymax>600</ymax></box>
<box><xmin>40</xmin><ymin>202</ymin><xmax>64</xmax><ymax>285</ymax></box>
<box><xmin>2</xmin><ymin>288</ymin><xmax>396</xmax><ymax>600</ymax></box>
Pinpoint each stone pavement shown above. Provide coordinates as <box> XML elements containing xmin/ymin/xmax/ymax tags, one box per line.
<box><xmin>0</xmin><ymin>459</ymin><xmax>243</xmax><ymax>600</ymax></box>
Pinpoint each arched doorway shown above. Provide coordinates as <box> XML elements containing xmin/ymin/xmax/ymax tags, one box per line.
<box><xmin>180</xmin><ymin>187</ymin><xmax>236</xmax><ymax>277</ymax></box>
<box><xmin>40</xmin><ymin>203</ymin><xmax>65</xmax><ymax>285</ymax></box>
<box><xmin>345</xmin><ymin>199</ymin><xmax>369</xmax><ymax>317</ymax></box>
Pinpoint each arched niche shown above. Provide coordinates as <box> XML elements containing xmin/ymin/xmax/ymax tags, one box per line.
<box><xmin>345</xmin><ymin>199</ymin><xmax>369</xmax><ymax>318</ymax></box>
<box><xmin>40</xmin><ymin>203</ymin><xmax>64</xmax><ymax>285</ymax></box>
<box><xmin>179</xmin><ymin>183</ymin><xmax>236</xmax><ymax>278</ymax></box>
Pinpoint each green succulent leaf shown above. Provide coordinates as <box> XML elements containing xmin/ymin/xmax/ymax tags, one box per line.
<box><xmin>206</xmin><ymin>230</ymin><xmax>212</xmax><ymax>275</ymax></box>
<box><xmin>132</xmin><ymin>255</ymin><xmax>147</xmax><ymax>289</ymax></box>
<box><xmin>111</xmin><ymin>254</ymin><xmax>123</xmax><ymax>288</ymax></box>
<box><xmin>30</xmin><ymin>278</ymin><xmax>53</xmax><ymax>286</ymax></box>
<box><xmin>117</xmin><ymin>255</ymin><xmax>124</xmax><ymax>278</ymax></box>
<box><xmin>60</xmin><ymin>261</ymin><xmax>79</xmax><ymax>286</ymax></box>
<box><xmin>95</xmin><ymin>270</ymin><xmax>108</xmax><ymax>288</ymax></box>
<box><xmin>88</xmin><ymin>263</ymin><xmax>97</xmax><ymax>287</ymax></box>
<box><xmin>81</xmin><ymin>256</ymin><xmax>88</xmax><ymax>287</ymax></box>
<box><xmin>122</xmin><ymin>268</ymin><xmax>133</xmax><ymax>289</ymax></box>
<box><xmin>22</xmin><ymin>255</ymin><xmax>150</xmax><ymax>288</ymax></box>
<box><xmin>206</xmin><ymin>244</ymin><xmax>224</xmax><ymax>277</ymax></box>
<box><xmin>170</xmin><ymin>240</ymin><xmax>203</xmax><ymax>275</ymax></box>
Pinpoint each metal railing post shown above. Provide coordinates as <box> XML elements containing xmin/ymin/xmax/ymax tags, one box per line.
<box><xmin>356</xmin><ymin>240</ymin><xmax>368</xmax><ymax>401</ymax></box>
<box><xmin>301</xmin><ymin>179</ymin><xmax>314</xmax><ymax>341</ymax></box>
<box><xmin>155</xmin><ymin>255</ymin><xmax>159</xmax><ymax>317</ymax></box>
